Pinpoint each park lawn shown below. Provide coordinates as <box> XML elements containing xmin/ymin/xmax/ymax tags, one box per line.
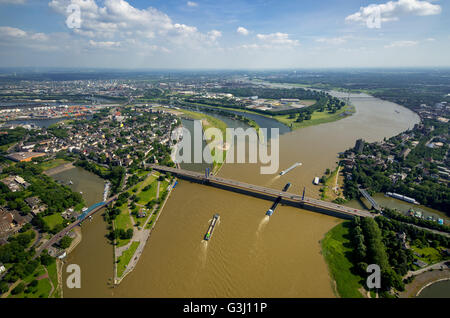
<box><xmin>136</xmin><ymin>169</ymin><xmax>149</xmax><ymax>178</ymax></box>
<box><xmin>411</xmin><ymin>245</ymin><xmax>445</xmax><ymax>265</ymax></box>
<box><xmin>43</xmin><ymin>213</ymin><xmax>65</xmax><ymax>230</ymax></box>
<box><xmin>10</xmin><ymin>278</ymin><xmax>52</xmax><ymax>299</ymax></box>
<box><xmin>275</xmin><ymin>105</ymin><xmax>355</xmax><ymax>130</ymax></box>
<box><xmin>114</xmin><ymin>204</ymin><xmax>133</xmax><ymax>247</ymax></box>
<box><xmin>160</xmin><ymin>180</ymin><xmax>170</xmax><ymax>194</ymax></box>
<box><xmin>46</xmin><ymin>262</ymin><xmax>59</xmax><ymax>297</ymax></box>
<box><xmin>117</xmin><ymin>241</ymin><xmax>140</xmax><ymax>278</ymax></box>
<box><xmin>321</xmin><ymin>222</ymin><xmax>364</xmax><ymax>298</ymax></box>
<box><xmin>137</xmin><ymin>180</ymin><xmax>158</xmax><ymax>205</ymax></box>
<box><xmin>38</xmin><ymin>158</ymin><xmax>68</xmax><ymax>171</ymax></box>
<box><xmin>9</xmin><ymin>265</ymin><xmax>52</xmax><ymax>298</ymax></box>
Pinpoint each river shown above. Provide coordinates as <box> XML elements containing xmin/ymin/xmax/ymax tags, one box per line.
<box><xmin>417</xmin><ymin>280</ymin><xmax>450</xmax><ymax>298</ymax></box>
<box><xmin>61</xmin><ymin>91</ymin><xmax>420</xmax><ymax>297</ymax></box>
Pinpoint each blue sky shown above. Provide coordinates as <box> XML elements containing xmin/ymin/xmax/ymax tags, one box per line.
<box><xmin>0</xmin><ymin>0</ymin><xmax>449</xmax><ymax>68</ymax></box>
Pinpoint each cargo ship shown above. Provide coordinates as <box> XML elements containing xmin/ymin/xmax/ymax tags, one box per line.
<box><xmin>266</xmin><ymin>183</ymin><xmax>291</xmax><ymax>216</ymax></box>
<box><xmin>280</xmin><ymin>162</ymin><xmax>302</xmax><ymax>176</ymax></box>
<box><xmin>204</xmin><ymin>214</ymin><xmax>220</xmax><ymax>241</ymax></box>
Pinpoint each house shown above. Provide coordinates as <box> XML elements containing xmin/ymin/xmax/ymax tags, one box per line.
<box><xmin>0</xmin><ymin>209</ymin><xmax>14</xmax><ymax>237</ymax></box>
<box><xmin>413</xmin><ymin>260</ymin><xmax>428</xmax><ymax>268</ymax></box>
<box><xmin>0</xmin><ymin>264</ymin><xmax>6</xmax><ymax>275</ymax></box>
<box><xmin>25</xmin><ymin>196</ymin><xmax>47</xmax><ymax>216</ymax></box>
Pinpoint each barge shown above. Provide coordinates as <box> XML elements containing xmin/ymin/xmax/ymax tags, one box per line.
<box><xmin>266</xmin><ymin>183</ymin><xmax>291</xmax><ymax>216</ymax></box>
<box><xmin>280</xmin><ymin>162</ymin><xmax>302</xmax><ymax>176</ymax></box>
<box><xmin>204</xmin><ymin>214</ymin><xmax>220</xmax><ymax>241</ymax></box>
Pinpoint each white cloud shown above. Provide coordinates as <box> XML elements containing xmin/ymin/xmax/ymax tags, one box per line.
<box><xmin>0</xmin><ymin>26</ymin><xmax>27</xmax><ymax>38</ymax></box>
<box><xmin>256</xmin><ymin>32</ymin><xmax>299</xmax><ymax>47</ymax></box>
<box><xmin>346</xmin><ymin>0</ymin><xmax>441</xmax><ymax>25</ymax></box>
<box><xmin>384</xmin><ymin>40</ymin><xmax>418</xmax><ymax>48</ymax></box>
<box><xmin>187</xmin><ymin>1</ymin><xmax>198</xmax><ymax>7</ymax></box>
<box><xmin>0</xmin><ymin>0</ymin><xmax>26</xmax><ymax>4</ymax></box>
<box><xmin>89</xmin><ymin>40</ymin><xmax>121</xmax><ymax>48</ymax></box>
<box><xmin>207</xmin><ymin>30</ymin><xmax>222</xmax><ymax>42</ymax></box>
<box><xmin>315</xmin><ymin>36</ymin><xmax>349</xmax><ymax>45</ymax></box>
<box><xmin>237</xmin><ymin>26</ymin><xmax>249</xmax><ymax>36</ymax></box>
<box><xmin>48</xmin><ymin>0</ymin><xmax>220</xmax><ymax>49</ymax></box>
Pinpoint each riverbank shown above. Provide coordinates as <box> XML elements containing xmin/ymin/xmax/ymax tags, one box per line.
<box><xmin>166</xmin><ymin>107</ymin><xmax>228</xmax><ymax>174</ymax></box>
<box><xmin>275</xmin><ymin>104</ymin><xmax>355</xmax><ymax>130</ymax></box>
<box><xmin>114</xmin><ymin>178</ymin><xmax>176</xmax><ymax>285</ymax></box>
<box><xmin>321</xmin><ymin>222</ymin><xmax>364</xmax><ymax>298</ymax></box>
<box><xmin>43</xmin><ymin>162</ymin><xmax>74</xmax><ymax>176</ymax></box>
<box><xmin>400</xmin><ymin>268</ymin><xmax>450</xmax><ymax>298</ymax></box>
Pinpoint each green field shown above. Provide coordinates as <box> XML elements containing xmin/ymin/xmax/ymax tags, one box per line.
<box><xmin>137</xmin><ymin>180</ymin><xmax>158</xmax><ymax>205</ymax></box>
<box><xmin>8</xmin><ymin>265</ymin><xmax>53</xmax><ymax>298</ymax></box>
<box><xmin>42</xmin><ymin>213</ymin><xmax>65</xmax><ymax>230</ymax></box>
<box><xmin>46</xmin><ymin>262</ymin><xmax>59</xmax><ymax>298</ymax></box>
<box><xmin>321</xmin><ymin>222</ymin><xmax>364</xmax><ymax>298</ymax></box>
<box><xmin>38</xmin><ymin>159</ymin><xmax>69</xmax><ymax>171</ymax></box>
<box><xmin>411</xmin><ymin>245</ymin><xmax>446</xmax><ymax>266</ymax></box>
<box><xmin>117</xmin><ymin>241</ymin><xmax>140</xmax><ymax>278</ymax></box>
<box><xmin>275</xmin><ymin>105</ymin><xmax>355</xmax><ymax>130</ymax></box>
<box><xmin>114</xmin><ymin>204</ymin><xmax>133</xmax><ymax>247</ymax></box>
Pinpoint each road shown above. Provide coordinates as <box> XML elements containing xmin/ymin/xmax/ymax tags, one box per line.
<box><xmin>33</xmin><ymin>195</ymin><xmax>117</xmax><ymax>258</ymax></box>
<box><xmin>149</xmin><ymin>164</ymin><xmax>375</xmax><ymax>219</ymax></box>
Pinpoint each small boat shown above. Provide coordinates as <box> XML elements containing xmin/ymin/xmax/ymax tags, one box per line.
<box><xmin>313</xmin><ymin>177</ymin><xmax>320</xmax><ymax>185</ymax></box>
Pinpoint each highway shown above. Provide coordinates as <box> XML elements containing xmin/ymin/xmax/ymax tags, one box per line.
<box><xmin>149</xmin><ymin>164</ymin><xmax>375</xmax><ymax>219</ymax></box>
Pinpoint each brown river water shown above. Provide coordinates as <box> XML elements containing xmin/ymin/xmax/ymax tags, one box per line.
<box><xmin>60</xmin><ymin>92</ymin><xmax>419</xmax><ymax>297</ymax></box>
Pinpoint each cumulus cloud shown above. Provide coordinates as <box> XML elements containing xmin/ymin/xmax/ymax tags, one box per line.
<box><xmin>48</xmin><ymin>0</ymin><xmax>220</xmax><ymax>48</ymax></box>
<box><xmin>346</xmin><ymin>0</ymin><xmax>441</xmax><ymax>25</ymax></box>
<box><xmin>384</xmin><ymin>40</ymin><xmax>418</xmax><ymax>48</ymax></box>
<box><xmin>237</xmin><ymin>26</ymin><xmax>249</xmax><ymax>36</ymax></box>
<box><xmin>187</xmin><ymin>1</ymin><xmax>198</xmax><ymax>7</ymax></box>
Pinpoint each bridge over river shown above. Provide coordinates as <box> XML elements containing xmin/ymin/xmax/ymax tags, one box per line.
<box><xmin>149</xmin><ymin>164</ymin><xmax>375</xmax><ymax>220</ymax></box>
<box><xmin>34</xmin><ymin>195</ymin><xmax>117</xmax><ymax>258</ymax></box>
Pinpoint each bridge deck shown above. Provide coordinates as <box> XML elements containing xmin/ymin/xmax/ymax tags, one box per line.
<box><xmin>34</xmin><ymin>196</ymin><xmax>117</xmax><ymax>258</ymax></box>
<box><xmin>150</xmin><ymin>165</ymin><xmax>374</xmax><ymax>219</ymax></box>
<box><xmin>359</xmin><ymin>188</ymin><xmax>381</xmax><ymax>211</ymax></box>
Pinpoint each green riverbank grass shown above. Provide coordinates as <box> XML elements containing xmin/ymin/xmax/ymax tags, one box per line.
<box><xmin>117</xmin><ymin>241</ymin><xmax>140</xmax><ymax>277</ymax></box>
<box><xmin>321</xmin><ymin>222</ymin><xmax>364</xmax><ymax>298</ymax></box>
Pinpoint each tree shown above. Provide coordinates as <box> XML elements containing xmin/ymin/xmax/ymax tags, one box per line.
<box><xmin>59</xmin><ymin>236</ymin><xmax>73</xmax><ymax>249</ymax></box>
<box><xmin>11</xmin><ymin>282</ymin><xmax>25</xmax><ymax>295</ymax></box>
<box><xmin>0</xmin><ymin>281</ymin><xmax>8</xmax><ymax>294</ymax></box>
